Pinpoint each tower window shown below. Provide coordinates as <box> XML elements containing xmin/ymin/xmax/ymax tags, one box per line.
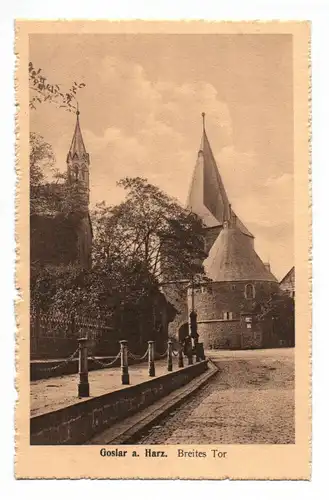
<box><xmin>245</xmin><ymin>283</ymin><xmax>255</xmax><ymax>300</ymax></box>
<box><xmin>73</xmin><ymin>164</ymin><xmax>79</xmax><ymax>181</ymax></box>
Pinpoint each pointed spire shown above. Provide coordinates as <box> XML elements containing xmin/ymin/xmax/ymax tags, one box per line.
<box><xmin>202</xmin><ymin>112</ymin><xmax>206</xmax><ymax>131</ymax></box>
<box><xmin>198</xmin><ymin>112</ymin><xmax>206</xmax><ymax>153</ymax></box>
<box><xmin>186</xmin><ymin>114</ymin><xmax>253</xmax><ymax>238</ymax></box>
<box><xmin>189</xmin><ymin>113</ymin><xmax>231</xmax><ymax>225</ymax></box>
<box><xmin>68</xmin><ymin>104</ymin><xmax>87</xmax><ymax>158</ymax></box>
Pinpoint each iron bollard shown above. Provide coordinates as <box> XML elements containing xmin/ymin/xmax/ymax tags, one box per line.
<box><xmin>178</xmin><ymin>343</ymin><xmax>184</xmax><ymax>368</ymax></box>
<box><xmin>78</xmin><ymin>337</ymin><xmax>90</xmax><ymax>397</ymax></box>
<box><xmin>195</xmin><ymin>342</ymin><xmax>200</xmax><ymax>363</ymax></box>
<box><xmin>167</xmin><ymin>340</ymin><xmax>173</xmax><ymax>372</ymax></box>
<box><xmin>120</xmin><ymin>340</ymin><xmax>130</xmax><ymax>385</ymax></box>
<box><xmin>148</xmin><ymin>340</ymin><xmax>155</xmax><ymax>377</ymax></box>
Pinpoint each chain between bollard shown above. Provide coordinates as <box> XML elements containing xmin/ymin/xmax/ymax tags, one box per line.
<box><xmin>37</xmin><ymin>347</ymin><xmax>80</xmax><ymax>373</ymax></box>
<box><xmin>155</xmin><ymin>347</ymin><xmax>168</xmax><ymax>359</ymax></box>
<box><xmin>128</xmin><ymin>346</ymin><xmax>149</xmax><ymax>361</ymax></box>
<box><xmin>89</xmin><ymin>351</ymin><xmax>121</xmax><ymax>368</ymax></box>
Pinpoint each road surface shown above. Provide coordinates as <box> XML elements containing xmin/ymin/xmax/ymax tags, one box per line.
<box><xmin>137</xmin><ymin>348</ymin><xmax>295</xmax><ymax>444</ymax></box>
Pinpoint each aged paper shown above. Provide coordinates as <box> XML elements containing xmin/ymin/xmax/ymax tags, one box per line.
<box><xmin>15</xmin><ymin>20</ymin><xmax>311</xmax><ymax>479</ymax></box>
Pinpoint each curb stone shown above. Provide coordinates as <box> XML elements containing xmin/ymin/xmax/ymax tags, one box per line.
<box><xmin>88</xmin><ymin>358</ymin><xmax>219</xmax><ymax>445</ymax></box>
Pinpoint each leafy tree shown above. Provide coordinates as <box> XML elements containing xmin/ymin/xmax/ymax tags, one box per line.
<box><xmin>29</xmin><ymin>62</ymin><xmax>85</xmax><ymax>112</ymax></box>
<box><xmin>30</xmin><ymin>132</ymin><xmax>55</xmax><ymax>185</ymax></box>
<box><xmin>30</xmin><ymin>132</ymin><xmax>56</xmax><ymax>215</ymax></box>
<box><xmin>92</xmin><ymin>177</ymin><xmax>206</xmax><ymax>285</ymax></box>
<box><xmin>31</xmin><ymin>178</ymin><xmax>206</xmax><ymax>346</ymax></box>
<box><xmin>84</xmin><ymin>177</ymin><xmax>207</xmax><ymax>346</ymax></box>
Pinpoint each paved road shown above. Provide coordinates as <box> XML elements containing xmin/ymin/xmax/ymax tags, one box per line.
<box><xmin>138</xmin><ymin>348</ymin><xmax>295</xmax><ymax>445</ymax></box>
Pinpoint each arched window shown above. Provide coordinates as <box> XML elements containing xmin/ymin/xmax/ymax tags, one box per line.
<box><xmin>245</xmin><ymin>283</ymin><xmax>255</xmax><ymax>300</ymax></box>
<box><xmin>73</xmin><ymin>164</ymin><xmax>79</xmax><ymax>181</ymax></box>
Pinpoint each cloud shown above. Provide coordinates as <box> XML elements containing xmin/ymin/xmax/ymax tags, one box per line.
<box><xmin>96</xmin><ymin>56</ymin><xmax>232</xmax><ymax>140</ymax></box>
<box><xmin>215</xmin><ymin>148</ymin><xmax>294</xmax><ymax>230</ymax></box>
<box><xmin>75</xmin><ymin>56</ymin><xmax>235</xmax><ymax>206</ymax></box>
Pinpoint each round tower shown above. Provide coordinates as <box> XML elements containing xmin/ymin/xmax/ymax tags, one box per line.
<box><xmin>188</xmin><ymin>217</ymin><xmax>279</xmax><ymax>349</ymax></box>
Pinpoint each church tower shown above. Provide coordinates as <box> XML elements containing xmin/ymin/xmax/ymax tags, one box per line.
<box><xmin>65</xmin><ymin>106</ymin><xmax>93</xmax><ymax>269</ymax></box>
<box><xmin>66</xmin><ymin>105</ymin><xmax>90</xmax><ymax>209</ymax></box>
<box><xmin>30</xmin><ymin>106</ymin><xmax>93</xmax><ymax>272</ymax></box>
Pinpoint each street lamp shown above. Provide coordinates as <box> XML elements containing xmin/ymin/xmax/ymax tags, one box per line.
<box><xmin>189</xmin><ymin>275</ymin><xmax>204</xmax><ymax>362</ymax></box>
<box><xmin>189</xmin><ymin>276</ymin><xmax>198</xmax><ymax>340</ymax></box>
<box><xmin>159</xmin><ymin>275</ymin><xmax>204</xmax><ymax>362</ymax></box>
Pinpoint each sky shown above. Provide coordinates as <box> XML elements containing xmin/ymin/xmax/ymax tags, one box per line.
<box><xmin>30</xmin><ymin>33</ymin><xmax>293</xmax><ymax>280</ymax></box>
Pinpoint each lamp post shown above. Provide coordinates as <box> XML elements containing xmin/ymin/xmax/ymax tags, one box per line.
<box><xmin>189</xmin><ymin>276</ymin><xmax>200</xmax><ymax>361</ymax></box>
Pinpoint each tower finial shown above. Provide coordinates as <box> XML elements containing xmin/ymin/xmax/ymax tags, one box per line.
<box><xmin>76</xmin><ymin>101</ymin><xmax>80</xmax><ymax>116</ymax></box>
<box><xmin>202</xmin><ymin>112</ymin><xmax>205</xmax><ymax>131</ymax></box>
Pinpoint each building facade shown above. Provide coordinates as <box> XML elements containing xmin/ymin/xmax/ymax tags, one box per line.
<box><xmin>280</xmin><ymin>267</ymin><xmax>295</xmax><ymax>298</ymax></box>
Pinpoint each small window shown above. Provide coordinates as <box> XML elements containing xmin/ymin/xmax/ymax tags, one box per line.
<box><xmin>231</xmin><ymin>284</ymin><xmax>236</xmax><ymax>291</ymax></box>
<box><xmin>228</xmin><ymin>312</ymin><xmax>233</xmax><ymax>320</ymax></box>
<box><xmin>223</xmin><ymin>312</ymin><xmax>233</xmax><ymax>320</ymax></box>
<box><xmin>245</xmin><ymin>283</ymin><xmax>255</xmax><ymax>299</ymax></box>
<box><xmin>73</xmin><ymin>164</ymin><xmax>79</xmax><ymax>181</ymax></box>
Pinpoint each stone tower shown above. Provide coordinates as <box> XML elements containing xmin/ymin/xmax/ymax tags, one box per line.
<box><xmin>186</xmin><ymin>112</ymin><xmax>254</xmax><ymax>252</ymax></box>
<box><xmin>165</xmin><ymin>113</ymin><xmax>279</xmax><ymax>349</ymax></box>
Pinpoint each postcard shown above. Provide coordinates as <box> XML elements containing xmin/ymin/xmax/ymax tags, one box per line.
<box><xmin>15</xmin><ymin>20</ymin><xmax>311</xmax><ymax>479</ymax></box>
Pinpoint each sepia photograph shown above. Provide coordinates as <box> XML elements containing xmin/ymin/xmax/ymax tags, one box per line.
<box><xmin>15</xmin><ymin>21</ymin><xmax>310</xmax><ymax>479</ymax></box>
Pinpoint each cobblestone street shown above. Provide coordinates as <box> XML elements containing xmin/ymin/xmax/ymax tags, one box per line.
<box><xmin>138</xmin><ymin>348</ymin><xmax>295</xmax><ymax>444</ymax></box>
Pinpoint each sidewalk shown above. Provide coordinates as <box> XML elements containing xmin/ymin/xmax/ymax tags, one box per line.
<box><xmin>31</xmin><ymin>357</ymin><xmax>179</xmax><ymax>418</ymax></box>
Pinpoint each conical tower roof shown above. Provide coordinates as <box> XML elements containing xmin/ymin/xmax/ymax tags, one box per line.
<box><xmin>186</xmin><ymin>113</ymin><xmax>253</xmax><ymax>237</ymax></box>
<box><xmin>68</xmin><ymin>107</ymin><xmax>87</xmax><ymax>158</ymax></box>
<box><xmin>204</xmin><ymin>223</ymin><xmax>277</xmax><ymax>282</ymax></box>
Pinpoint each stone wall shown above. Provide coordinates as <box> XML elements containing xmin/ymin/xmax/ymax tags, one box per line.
<box><xmin>30</xmin><ymin>360</ymin><xmax>209</xmax><ymax>445</ymax></box>
<box><xmin>189</xmin><ymin>280</ymin><xmax>279</xmax><ymax>320</ymax></box>
<box><xmin>198</xmin><ymin>319</ymin><xmax>242</xmax><ymax>349</ymax></box>
<box><xmin>188</xmin><ymin>280</ymin><xmax>279</xmax><ymax>349</ymax></box>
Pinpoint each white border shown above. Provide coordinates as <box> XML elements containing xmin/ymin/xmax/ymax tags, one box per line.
<box><xmin>1</xmin><ymin>0</ymin><xmax>327</xmax><ymax>497</ymax></box>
